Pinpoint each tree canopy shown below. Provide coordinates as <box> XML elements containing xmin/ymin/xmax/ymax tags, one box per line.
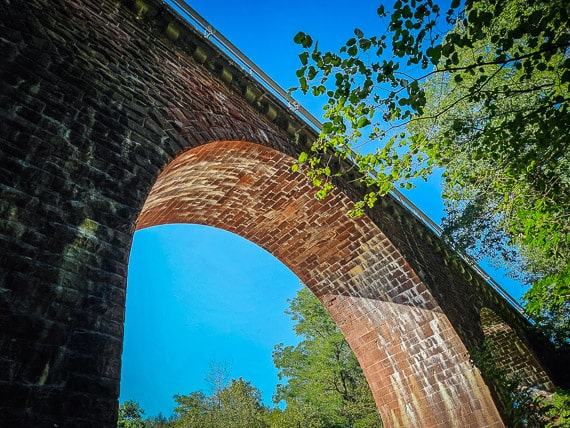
<box><xmin>291</xmin><ymin>0</ymin><xmax>569</xmax><ymax>343</ymax></box>
<box><xmin>118</xmin><ymin>287</ymin><xmax>570</xmax><ymax>427</ymax></box>
<box><xmin>273</xmin><ymin>287</ymin><xmax>382</xmax><ymax>427</ymax></box>
<box><xmin>172</xmin><ymin>377</ymin><xmax>268</xmax><ymax>428</ymax></box>
<box><xmin>117</xmin><ymin>400</ymin><xmax>146</xmax><ymax>428</ymax></box>
<box><xmin>118</xmin><ymin>288</ymin><xmax>381</xmax><ymax>427</ymax></box>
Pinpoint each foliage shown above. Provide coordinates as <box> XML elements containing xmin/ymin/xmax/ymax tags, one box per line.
<box><xmin>538</xmin><ymin>389</ymin><xmax>570</xmax><ymax>428</ymax></box>
<box><xmin>470</xmin><ymin>341</ymin><xmax>543</xmax><ymax>426</ymax></box>
<box><xmin>144</xmin><ymin>413</ymin><xmax>174</xmax><ymax>428</ymax></box>
<box><xmin>523</xmin><ymin>272</ymin><xmax>570</xmax><ymax>347</ymax></box>
<box><xmin>272</xmin><ymin>287</ymin><xmax>382</xmax><ymax>427</ymax></box>
<box><xmin>470</xmin><ymin>340</ymin><xmax>570</xmax><ymax>427</ymax></box>
<box><xmin>204</xmin><ymin>359</ymin><xmax>232</xmax><ymax>397</ymax></box>
<box><xmin>173</xmin><ymin>377</ymin><xmax>269</xmax><ymax>428</ymax></box>
<box><xmin>170</xmin><ymin>359</ymin><xmax>271</xmax><ymax>427</ymax></box>
<box><xmin>117</xmin><ymin>400</ymin><xmax>146</xmax><ymax>428</ymax></box>
<box><xmin>119</xmin><ymin>289</ymin><xmax>382</xmax><ymax>427</ymax></box>
<box><xmin>172</xmin><ymin>391</ymin><xmax>211</xmax><ymax>427</ymax></box>
<box><xmin>409</xmin><ymin>0</ymin><xmax>570</xmax><ymax>346</ymax></box>
<box><xmin>216</xmin><ymin>378</ymin><xmax>268</xmax><ymax>428</ymax></box>
<box><xmin>291</xmin><ymin>0</ymin><xmax>569</xmax><ymax>342</ymax></box>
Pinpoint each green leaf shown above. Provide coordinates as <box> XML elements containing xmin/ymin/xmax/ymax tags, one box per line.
<box><xmin>357</xmin><ymin>117</ymin><xmax>370</xmax><ymax>127</ymax></box>
<box><xmin>293</xmin><ymin>31</ymin><xmax>306</xmax><ymax>44</ymax></box>
<box><xmin>426</xmin><ymin>45</ymin><xmax>441</xmax><ymax>64</ymax></box>
<box><xmin>307</xmin><ymin>66</ymin><xmax>317</xmax><ymax>80</ymax></box>
<box><xmin>299</xmin><ymin>76</ymin><xmax>308</xmax><ymax>93</ymax></box>
<box><xmin>302</xmin><ymin>34</ymin><xmax>314</xmax><ymax>48</ymax></box>
<box><xmin>359</xmin><ymin>39</ymin><xmax>372</xmax><ymax>50</ymax></box>
<box><xmin>289</xmin><ymin>0</ymin><xmax>570</xmax><ymax>346</ymax></box>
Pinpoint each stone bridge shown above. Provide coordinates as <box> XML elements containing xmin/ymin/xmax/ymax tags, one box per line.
<box><xmin>0</xmin><ymin>0</ymin><xmax>566</xmax><ymax>426</ymax></box>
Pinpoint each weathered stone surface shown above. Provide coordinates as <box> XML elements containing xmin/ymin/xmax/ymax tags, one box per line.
<box><xmin>0</xmin><ymin>0</ymin><xmax>566</xmax><ymax>426</ymax></box>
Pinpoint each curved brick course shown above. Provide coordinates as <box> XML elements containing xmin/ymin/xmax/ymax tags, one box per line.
<box><xmin>0</xmin><ymin>0</ymin><xmax>564</xmax><ymax>426</ymax></box>
<box><xmin>138</xmin><ymin>141</ymin><xmax>503</xmax><ymax>427</ymax></box>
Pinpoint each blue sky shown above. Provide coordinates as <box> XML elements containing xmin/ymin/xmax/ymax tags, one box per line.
<box><xmin>119</xmin><ymin>0</ymin><xmax>527</xmax><ymax>418</ymax></box>
<box><xmin>121</xmin><ymin>224</ymin><xmax>300</xmax><ymax>416</ymax></box>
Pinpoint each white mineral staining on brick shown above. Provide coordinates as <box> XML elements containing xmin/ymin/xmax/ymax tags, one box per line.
<box><xmin>38</xmin><ymin>362</ymin><xmax>50</xmax><ymax>385</ymax></box>
<box><xmin>135</xmin><ymin>141</ymin><xmax>512</xmax><ymax>426</ymax></box>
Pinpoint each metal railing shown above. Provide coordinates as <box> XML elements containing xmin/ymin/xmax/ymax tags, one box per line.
<box><xmin>165</xmin><ymin>0</ymin><xmax>322</xmax><ymax>131</ymax></box>
<box><xmin>163</xmin><ymin>0</ymin><xmax>525</xmax><ymax>315</ymax></box>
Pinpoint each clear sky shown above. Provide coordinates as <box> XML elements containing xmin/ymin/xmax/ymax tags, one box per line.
<box><xmin>121</xmin><ymin>224</ymin><xmax>300</xmax><ymax>416</ymax></box>
<box><xmin>119</xmin><ymin>0</ymin><xmax>527</xmax><ymax>418</ymax></box>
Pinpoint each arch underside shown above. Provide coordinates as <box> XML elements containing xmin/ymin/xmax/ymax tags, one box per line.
<box><xmin>137</xmin><ymin>141</ymin><xmax>503</xmax><ymax>427</ymax></box>
<box><xmin>480</xmin><ymin>308</ymin><xmax>555</xmax><ymax>392</ymax></box>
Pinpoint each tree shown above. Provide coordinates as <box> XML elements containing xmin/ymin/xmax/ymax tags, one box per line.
<box><xmin>144</xmin><ymin>412</ymin><xmax>174</xmax><ymax>428</ymax></box>
<box><xmin>470</xmin><ymin>340</ymin><xmax>570</xmax><ymax>427</ymax></box>
<box><xmin>406</xmin><ymin>0</ymin><xmax>570</xmax><ymax>346</ymax></box>
<box><xmin>205</xmin><ymin>359</ymin><xmax>232</xmax><ymax>397</ymax></box>
<box><xmin>215</xmin><ymin>378</ymin><xmax>269</xmax><ymax>428</ymax></box>
<box><xmin>172</xmin><ymin>391</ymin><xmax>211</xmax><ymax>427</ymax></box>
<box><xmin>117</xmin><ymin>400</ymin><xmax>146</xmax><ymax>428</ymax></box>
<box><xmin>291</xmin><ymin>0</ymin><xmax>569</xmax><ymax>343</ymax></box>
<box><xmin>172</xmin><ymin>373</ymin><xmax>269</xmax><ymax>427</ymax></box>
<box><xmin>273</xmin><ymin>287</ymin><xmax>382</xmax><ymax>427</ymax></box>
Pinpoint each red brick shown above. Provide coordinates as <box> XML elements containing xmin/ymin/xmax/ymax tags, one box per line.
<box><xmin>1</xmin><ymin>0</ymin><xmax>564</xmax><ymax>426</ymax></box>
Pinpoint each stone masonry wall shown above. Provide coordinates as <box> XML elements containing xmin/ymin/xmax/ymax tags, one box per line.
<box><xmin>0</xmin><ymin>0</ymin><xmax>565</xmax><ymax>426</ymax></box>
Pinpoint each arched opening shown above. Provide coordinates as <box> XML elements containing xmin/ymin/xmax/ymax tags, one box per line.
<box><xmin>480</xmin><ymin>308</ymin><xmax>555</xmax><ymax>392</ymax></box>
<box><xmin>120</xmin><ymin>223</ymin><xmax>302</xmax><ymax>416</ymax></box>
<box><xmin>129</xmin><ymin>140</ymin><xmax>504</xmax><ymax>426</ymax></box>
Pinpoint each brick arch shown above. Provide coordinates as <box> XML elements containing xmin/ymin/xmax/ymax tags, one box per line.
<box><xmin>3</xmin><ymin>0</ymin><xmax>561</xmax><ymax>425</ymax></box>
<box><xmin>480</xmin><ymin>308</ymin><xmax>554</xmax><ymax>392</ymax></box>
<box><xmin>137</xmin><ymin>140</ymin><xmax>503</xmax><ymax>427</ymax></box>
